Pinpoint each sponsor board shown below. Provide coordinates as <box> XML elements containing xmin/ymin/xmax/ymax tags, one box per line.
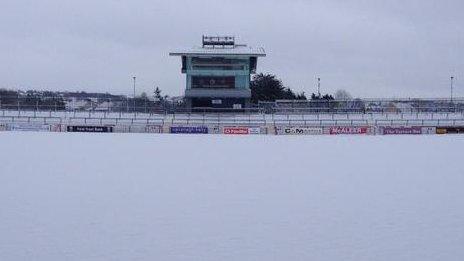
<box><xmin>422</xmin><ymin>127</ymin><xmax>436</xmax><ymax>135</ymax></box>
<box><xmin>223</xmin><ymin>127</ymin><xmax>262</xmax><ymax>135</ymax></box>
<box><xmin>211</xmin><ymin>126</ymin><xmax>221</xmax><ymax>134</ymax></box>
<box><xmin>382</xmin><ymin>127</ymin><xmax>422</xmax><ymax>135</ymax></box>
<box><xmin>170</xmin><ymin>126</ymin><xmax>208</xmax><ymax>134</ymax></box>
<box><xmin>436</xmin><ymin>127</ymin><xmax>464</xmax><ymax>134</ymax></box>
<box><xmin>67</xmin><ymin>126</ymin><xmax>113</xmax><ymax>133</ymax></box>
<box><xmin>329</xmin><ymin>126</ymin><xmax>369</xmax><ymax>135</ymax></box>
<box><xmin>114</xmin><ymin>125</ymin><xmax>130</xmax><ymax>133</ymax></box>
<box><xmin>129</xmin><ymin>125</ymin><xmax>147</xmax><ymax>133</ymax></box>
<box><xmin>50</xmin><ymin>124</ymin><xmax>64</xmax><ymax>132</ymax></box>
<box><xmin>8</xmin><ymin>124</ymin><xmax>50</xmax><ymax>132</ymax></box>
<box><xmin>146</xmin><ymin>125</ymin><xmax>162</xmax><ymax>134</ymax></box>
<box><xmin>436</xmin><ymin>128</ymin><xmax>447</xmax><ymax>135</ymax></box>
<box><xmin>223</xmin><ymin>127</ymin><xmax>249</xmax><ymax>135</ymax></box>
<box><xmin>249</xmin><ymin>127</ymin><xmax>262</xmax><ymax>135</ymax></box>
<box><xmin>266</xmin><ymin>125</ymin><xmax>276</xmax><ymax>135</ymax></box>
<box><xmin>276</xmin><ymin>127</ymin><xmax>324</xmax><ymax>135</ymax></box>
<box><xmin>260</xmin><ymin>127</ymin><xmax>269</xmax><ymax>135</ymax></box>
<box><xmin>114</xmin><ymin>125</ymin><xmax>152</xmax><ymax>133</ymax></box>
<box><xmin>114</xmin><ymin>125</ymin><xmax>135</xmax><ymax>133</ymax></box>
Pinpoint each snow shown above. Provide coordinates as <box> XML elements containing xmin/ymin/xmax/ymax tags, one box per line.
<box><xmin>0</xmin><ymin>133</ymin><xmax>463</xmax><ymax>261</ymax></box>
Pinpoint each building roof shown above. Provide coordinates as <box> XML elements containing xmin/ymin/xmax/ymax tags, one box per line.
<box><xmin>170</xmin><ymin>45</ymin><xmax>266</xmax><ymax>57</ymax></box>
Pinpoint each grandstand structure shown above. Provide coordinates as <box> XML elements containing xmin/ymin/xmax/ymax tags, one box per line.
<box><xmin>170</xmin><ymin>36</ymin><xmax>266</xmax><ymax>110</ymax></box>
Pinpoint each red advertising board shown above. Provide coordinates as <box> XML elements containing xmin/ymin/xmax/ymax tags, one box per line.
<box><xmin>330</xmin><ymin>126</ymin><xmax>368</xmax><ymax>135</ymax></box>
<box><xmin>223</xmin><ymin>127</ymin><xmax>249</xmax><ymax>135</ymax></box>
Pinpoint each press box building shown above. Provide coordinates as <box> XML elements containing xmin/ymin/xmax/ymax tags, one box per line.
<box><xmin>170</xmin><ymin>36</ymin><xmax>266</xmax><ymax>110</ymax></box>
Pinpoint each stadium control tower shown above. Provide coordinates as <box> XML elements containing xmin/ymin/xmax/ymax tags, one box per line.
<box><xmin>170</xmin><ymin>36</ymin><xmax>266</xmax><ymax>110</ymax></box>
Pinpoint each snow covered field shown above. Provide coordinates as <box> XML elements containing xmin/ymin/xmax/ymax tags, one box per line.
<box><xmin>1</xmin><ymin>132</ymin><xmax>463</xmax><ymax>261</ymax></box>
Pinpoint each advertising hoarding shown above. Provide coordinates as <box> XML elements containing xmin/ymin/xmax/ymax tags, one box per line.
<box><xmin>436</xmin><ymin>128</ymin><xmax>446</xmax><ymax>134</ymax></box>
<box><xmin>170</xmin><ymin>126</ymin><xmax>208</xmax><ymax>134</ymax></box>
<box><xmin>211</xmin><ymin>126</ymin><xmax>221</xmax><ymax>134</ymax></box>
<box><xmin>67</xmin><ymin>126</ymin><xmax>113</xmax><ymax>133</ymax></box>
<box><xmin>329</xmin><ymin>126</ymin><xmax>369</xmax><ymax>135</ymax></box>
<box><xmin>114</xmin><ymin>125</ymin><xmax>131</xmax><ymax>133</ymax></box>
<box><xmin>248</xmin><ymin>127</ymin><xmax>261</xmax><ymax>135</ymax></box>
<box><xmin>224</xmin><ymin>127</ymin><xmax>249</xmax><ymax>135</ymax></box>
<box><xmin>276</xmin><ymin>127</ymin><xmax>324</xmax><ymax>135</ymax></box>
<box><xmin>115</xmin><ymin>125</ymin><xmax>160</xmax><ymax>133</ymax></box>
<box><xmin>50</xmin><ymin>124</ymin><xmax>64</xmax><ymax>132</ymax></box>
<box><xmin>436</xmin><ymin>127</ymin><xmax>464</xmax><ymax>134</ymax></box>
<box><xmin>9</xmin><ymin>124</ymin><xmax>50</xmax><ymax>132</ymax></box>
<box><xmin>382</xmin><ymin>127</ymin><xmax>422</xmax><ymax>135</ymax></box>
<box><xmin>223</xmin><ymin>127</ymin><xmax>262</xmax><ymax>135</ymax></box>
<box><xmin>146</xmin><ymin>125</ymin><xmax>162</xmax><ymax>134</ymax></box>
<box><xmin>421</xmin><ymin>127</ymin><xmax>436</xmax><ymax>135</ymax></box>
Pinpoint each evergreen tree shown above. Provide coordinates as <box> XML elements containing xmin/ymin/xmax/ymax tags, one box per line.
<box><xmin>250</xmin><ymin>73</ymin><xmax>307</xmax><ymax>103</ymax></box>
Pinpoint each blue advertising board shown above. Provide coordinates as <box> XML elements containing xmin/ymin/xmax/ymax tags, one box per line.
<box><xmin>170</xmin><ymin>126</ymin><xmax>208</xmax><ymax>134</ymax></box>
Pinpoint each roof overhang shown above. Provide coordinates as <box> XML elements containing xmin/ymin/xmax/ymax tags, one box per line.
<box><xmin>170</xmin><ymin>52</ymin><xmax>266</xmax><ymax>57</ymax></box>
<box><xmin>169</xmin><ymin>46</ymin><xmax>266</xmax><ymax>57</ymax></box>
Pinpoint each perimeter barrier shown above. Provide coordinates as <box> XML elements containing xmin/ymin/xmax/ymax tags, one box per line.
<box><xmin>1</xmin><ymin>121</ymin><xmax>463</xmax><ymax>136</ymax></box>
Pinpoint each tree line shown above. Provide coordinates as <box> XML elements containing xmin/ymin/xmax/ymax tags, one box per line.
<box><xmin>249</xmin><ymin>73</ymin><xmax>353</xmax><ymax>104</ymax></box>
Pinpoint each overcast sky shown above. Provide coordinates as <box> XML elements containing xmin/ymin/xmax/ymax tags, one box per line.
<box><xmin>1</xmin><ymin>0</ymin><xmax>463</xmax><ymax>98</ymax></box>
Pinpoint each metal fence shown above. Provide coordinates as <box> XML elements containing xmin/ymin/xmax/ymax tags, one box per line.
<box><xmin>1</xmin><ymin>95</ymin><xmax>464</xmax><ymax>114</ymax></box>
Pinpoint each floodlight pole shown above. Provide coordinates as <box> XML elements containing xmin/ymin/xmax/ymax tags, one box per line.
<box><xmin>450</xmin><ymin>76</ymin><xmax>454</xmax><ymax>103</ymax></box>
<box><xmin>133</xmin><ymin>76</ymin><xmax>136</xmax><ymax>111</ymax></box>
<box><xmin>317</xmin><ymin>77</ymin><xmax>321</xmax><ymax>97</ymax></box>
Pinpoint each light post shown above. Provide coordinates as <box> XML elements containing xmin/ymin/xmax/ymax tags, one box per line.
<box><xmin>132</xmin><ymin>76</ymin><xmax>136</xmax><ymax>112</ymax></box>
<box><xmin>317</xmin><ymin>77</ymin><xmax>322</xmax><ymax>111</ymax></box>
<box><xmin>450</xmin><ymin>76</ymin><xmax>454</xmax><ymax>103</ymax></box>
